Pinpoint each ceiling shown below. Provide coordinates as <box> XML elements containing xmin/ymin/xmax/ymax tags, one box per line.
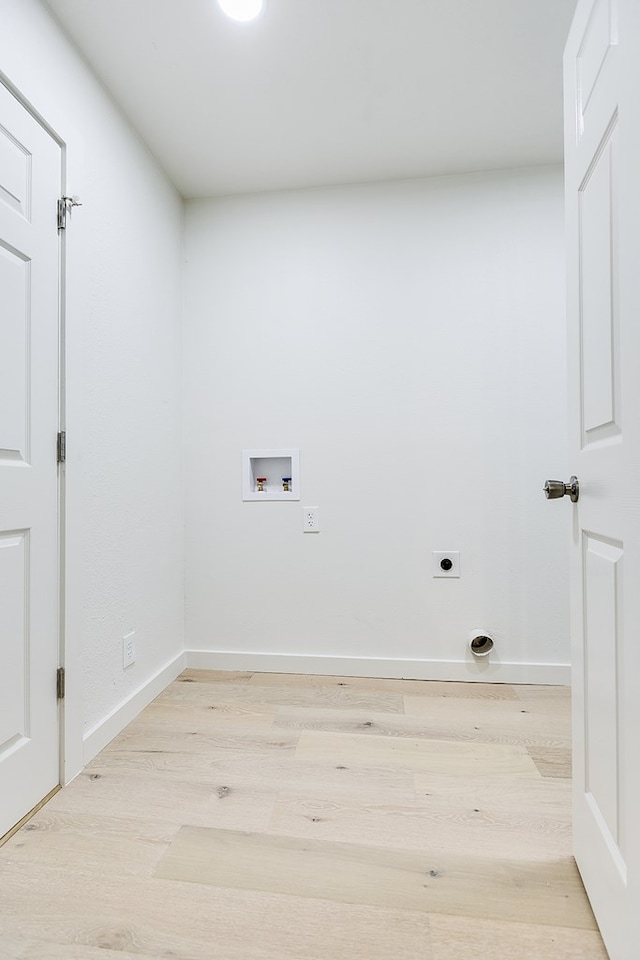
<box><xmin>44</xmin><ymin>0</ymin><xmax>577</xmax><ymax>199</ymax></box>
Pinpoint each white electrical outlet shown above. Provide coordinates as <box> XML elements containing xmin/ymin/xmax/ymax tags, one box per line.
<box><xmin>432</xmin><ymin>551</ymin><xmax>460</xmax><ymax>578</ymax></box>
<box><xmin>123</xmin><ymin>631</ymin><xmax>136</xmax><ymax>668</ymax></box>
<box><xmin>303</xmin><ymin>506</ymin><xmax>320</xmax><ymax>532</ymax></box>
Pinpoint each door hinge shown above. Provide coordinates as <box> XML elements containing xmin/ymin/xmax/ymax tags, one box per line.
<box><xmin>57</xmin><ymin>667</ymin><xmax>65</xmax><ymax>700</ymax></box>
<box><xmin>57</xmin><ymin>431</ymin><xmax>66</xmax><ymax>463</ymax></box>
<box><xmin>57</xmin><ymin>195</ymin><xmax>83</xmax><ymax>231</ymax></box>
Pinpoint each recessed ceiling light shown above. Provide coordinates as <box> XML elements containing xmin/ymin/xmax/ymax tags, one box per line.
<box><xmin>217</xmin><ymin>0</ymin><xmax>264</xmax><ymax>22</ymax></box>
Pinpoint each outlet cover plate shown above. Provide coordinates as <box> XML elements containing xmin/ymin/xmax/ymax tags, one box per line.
<box><xmin>303</xmin><ymin>506</ymin><xmax>320</xmax><ymax>532</ymax></box>
<box><xmin>433</xmin><ymin>551</ymin><xmax>460</xmax><ymax>578</ymax></box>
<box><xmin>123</xmin><ymin>631</ymin><xmax>136</xmax><ymax>669</ymax></box>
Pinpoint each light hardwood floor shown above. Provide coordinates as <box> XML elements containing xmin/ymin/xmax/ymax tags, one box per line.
<box><xmin>0</xmin><ymin>671</ymin><xmax>609</xmax><ymax>959</ymax></box>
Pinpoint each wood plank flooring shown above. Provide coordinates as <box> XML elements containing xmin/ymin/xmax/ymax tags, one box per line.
<box><xmin>0</xmin><ymin>670</ymin><xmax>609</xmax><ymax>959</ymax></box>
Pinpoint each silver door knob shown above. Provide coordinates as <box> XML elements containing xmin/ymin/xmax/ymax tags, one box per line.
<box><xmin>544</xmin><ymin>476</ymin><xmax>579</xmax><ymax>503</ymax></box>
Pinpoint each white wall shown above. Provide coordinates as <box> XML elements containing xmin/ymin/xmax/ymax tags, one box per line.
<box><xmin>184</xmin><ymin>168</ymin><xmax>570</xmax><ymax>682</ymax></box>
<box><xmin>0</xmin><ymin>0</ymin><xmax>185</xmax><ymax>772</ymax></box>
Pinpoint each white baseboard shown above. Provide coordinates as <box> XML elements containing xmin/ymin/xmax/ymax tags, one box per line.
<box><xmin>82</xmin><ymin>651</ymin><xmax>187</xmax><ymax>765</ymax></box>
<box><xmin>185</xmin><ymin>650</ymin><xmax>570</xmax><ymax>686</ymax></box>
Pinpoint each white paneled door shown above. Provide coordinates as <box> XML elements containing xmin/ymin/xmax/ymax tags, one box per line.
<box><xmin>0</xmin><ymin>82</ymin><xmax>61</xmax><ymax>837</ymax></box>
<box><xmin>564</xmin><ymin>1</ymin><xmax>640</xmax><ymax>956</ymax></box>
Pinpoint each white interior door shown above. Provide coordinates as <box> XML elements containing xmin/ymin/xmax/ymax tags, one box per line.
<box><xmin>0</xmin><ymin>82</ymin><xmax>61</xmax><ymax>837</ymax></box>
<box><xmin>564</xmin><ymin>1</ymin><xmax>640</xmax><ymax>956</ymax></box>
